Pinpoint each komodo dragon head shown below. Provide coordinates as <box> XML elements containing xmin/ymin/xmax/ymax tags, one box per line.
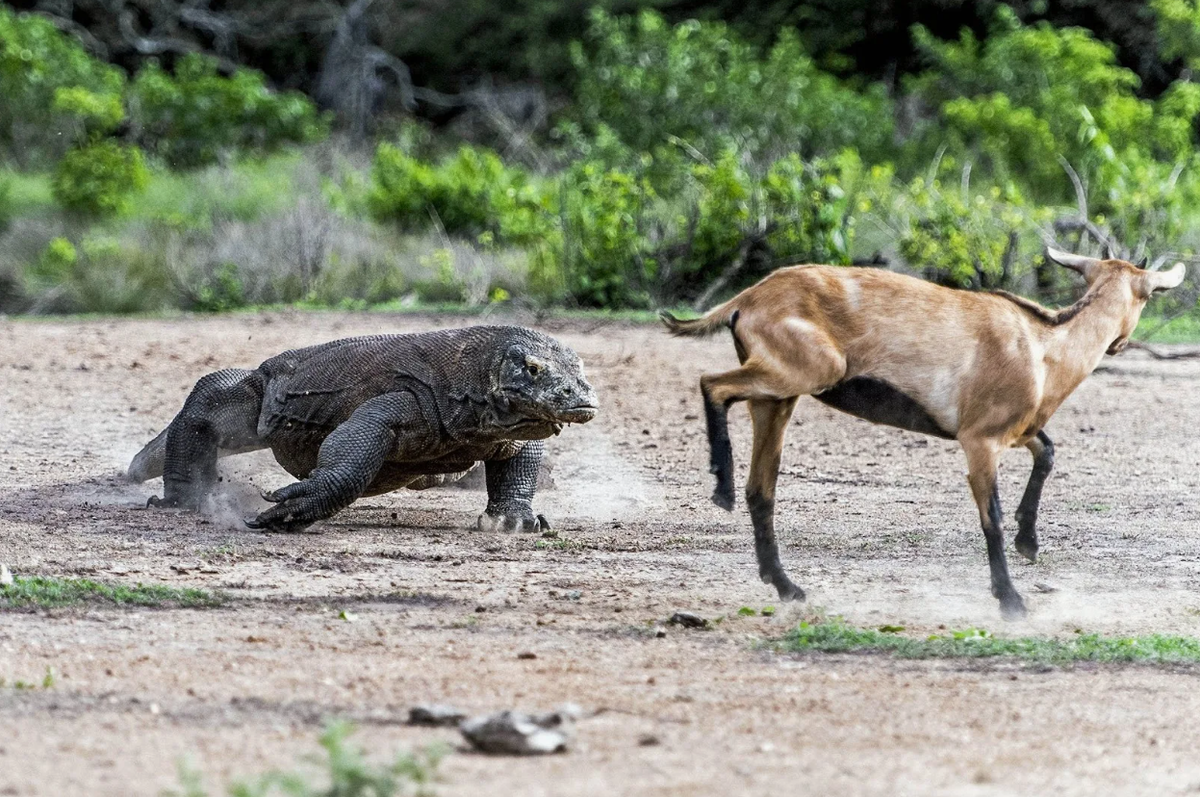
<box><xmin>490</xmin><ymin>333</ymin><xmax>598</xmax><ymax>435</ymax></box>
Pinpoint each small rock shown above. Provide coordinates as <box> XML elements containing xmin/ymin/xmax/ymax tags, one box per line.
<box><xmin>668</xmin><ymin>612</ymin><xmax>708</xmax><ymax>629</ymax></box>
<box><xmin>517</xmin><ymin>651</ymin><xmax>537</xmax><ymax>660</ymax></box>
<box><xmin>460</xmin><ymin>709</ymin><xmax>572</xmax><ymax>755</ymax></box>
<box><xmin>654</xmin><ymin>627</ymin><xmax>667</xmax><ymax>638</ymax></box>
<box><xmin>0</xmin><ymin>564</ymin><xmax>12</xmax><ymax>587</ymax></box>
<box><xmin>1033</xmin><ymin>582</ymin><xmax>1058</xmax><ymax>593</ymax></box>
<box><xmin>638</xmin><ymin>733</ymin><xmax>661</xmax><ymax>746</ymax></box>
<box><xmin>408</xmin><ymin>704</ymin><xmax>467</xmax><ymax>727</ymax></box>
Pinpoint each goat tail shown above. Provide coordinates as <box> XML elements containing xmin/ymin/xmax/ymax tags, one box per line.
<box><xmin>126</xmin><ymin>428</ymin><xmax>167</xmax><ymax>482</ymax></box>
<box><xmin>658</xmin><ymin>301</ymin><xmax>740</xmax><ymax>338</ymax></box>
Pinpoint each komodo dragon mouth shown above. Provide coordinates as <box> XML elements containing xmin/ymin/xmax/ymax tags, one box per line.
<box><xmin>556</xmin><ymin>404</ymin><xmax>599</xmax><ymax>423</ymax></box>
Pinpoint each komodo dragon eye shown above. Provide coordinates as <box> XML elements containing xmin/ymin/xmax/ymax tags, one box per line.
<box><xmin>525</xmin><ymin>357</ymin><xmax>544</xmax><ymax>377</ymax></box>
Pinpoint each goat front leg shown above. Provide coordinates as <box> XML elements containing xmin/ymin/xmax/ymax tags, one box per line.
<box><xmin>963</xmin><ymin>438</ymin><xmax>1027</xmax><ymax>620</ymax></box>
<box><xmin>747</xmin><ymin>397</ymin><xmax>804</xmax><ymax>601</ymax></box>
<box><xmin>1013</xmin><ymin>430</ymin><xmax>1054</xmax><ymax>563</ymax></box>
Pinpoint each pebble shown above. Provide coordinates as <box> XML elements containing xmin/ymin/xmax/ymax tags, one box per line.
<box><xmin>460</xmin><ymin>708</ymin><xmax>574</xmax><ymax>755</ymax></box>
<box><xmin>408</xmin><ymin>704</ymin><xmax>468</xmax><ymax>727</ymax></box>
<box><xmin>668</xmin><ymin>612</ymin><xmax>708</xmax><ymax>629</ymax></box>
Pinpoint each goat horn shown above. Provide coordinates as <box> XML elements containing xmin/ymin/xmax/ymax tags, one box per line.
<box><xmin>1145</xmin><ymin>262</ymin><xmax>1187</xmax><ymax>293</ymax></box>
<box><xmin>1045</xmin><ymin>247</ymin><xmax>1101</xmax><ymax>276</ymax></box>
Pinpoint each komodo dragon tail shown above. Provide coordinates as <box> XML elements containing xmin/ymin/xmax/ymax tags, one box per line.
<box><xmin>658</xmin><ymin>299</ymin><xmax>740</xmax><ymax>338</ymax></box>
<box><xmin>126</xmin><ymin>428</ymin><xmax>168</xmax><ymax>482</ymax></box>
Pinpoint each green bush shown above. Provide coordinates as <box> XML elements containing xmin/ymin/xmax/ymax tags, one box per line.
<box><xmin>896</xmin><ymin>165</ymin><xmax>1046</xmax><ymax>291</ymax></box>
<box><xmin>52</xmin><ymin>139</ymin><xmax>149</xmax><ymax>216</ymax></box>
<box><xmin>557</xmin><ymin>160</ymin><xmax>653</xmax><ymax>307</ymax></box>
<box><xmin>0</xmin><ymin>7</ymin><xmax>125</xmax><ymax>164</ymax></box>
<box><xmin>131</xmin><ymin>53</ymin><xmax>329</xmax><ymax>169</ymax></box>
<box><xmin>24</xmin><ymin>234</ymin><xmax>172</xmax><ymax>313</ymax></box>
<box><xmin>191</xmin><ymin>262</ymin><xmax>247</xmax><ymax>312</ymax></box>
<box><xmin>568</xmin><ymin>9</ymin><xmax>892</xmax><ymax>167</ymax></box>
<box><xmin>368</xmin><ymin>143</ymin><xmax>555</xmax><ymax>245</ymax></box>
<box><xmin>910</xmin><ymin>7</ymin><xmax>1200</xmax><ymax>202</ymax></box>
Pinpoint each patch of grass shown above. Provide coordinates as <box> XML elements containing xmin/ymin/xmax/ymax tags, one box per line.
<box><xmin>779</xmin><ymin>618</ymin><xmax>1200</xmax><ymax>665</ymax></box>
<box><xmin>1</xmin><ymin>666</ymin><xmax>57</xmax><ymax>690</ymax></box>
<box><xmin>0</xmin><ymin>170</ymin><xmax>55</xmax><ymax>212</ymax></box>
<box><xmin>171</xmin><ymin>721</ymin><xmax>444</xmax><ymax>797</ymax></box>
<box><xmin>129</xmin><ymin>153</ymin><xmax>302</xmax><ymax>229</ymax></box>
<box><xmin>1134</xmin><ymin>312</ymin><xmax>1200</xmax><ymax>344</ymax></box>
<box><xmin>0</xmin><ymin>576</ymin><xmax>226</xmax><ymax>610</ymax></box>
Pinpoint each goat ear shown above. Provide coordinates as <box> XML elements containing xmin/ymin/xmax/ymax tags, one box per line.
<box><xmin>1046</xmin><ymin>247</ymin><xmax>1101</xmax><ymax>279</ymax></box>
<box><xmin>1137</xmin><ymin>262</ymin><xmax>1186</xmax><ymax>297</ymax></box>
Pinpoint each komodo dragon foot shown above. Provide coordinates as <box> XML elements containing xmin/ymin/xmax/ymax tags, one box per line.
<box><xmin>478</xmin><ymin>500</ymin><xmax>549</xmax><ymax>534</ymax></box>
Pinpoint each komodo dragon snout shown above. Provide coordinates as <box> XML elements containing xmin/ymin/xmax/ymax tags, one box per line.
<box><xmin>126</xmin><ymin>325</ymin><xmax>597</xmax><ymax>534</ymax></box>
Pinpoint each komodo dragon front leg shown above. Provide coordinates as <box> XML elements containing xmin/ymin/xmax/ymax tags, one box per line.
<box><xmin>247</xmin><ymin>392</ymin><xmax>432</xmax><ymax>533</ymax></box>
<box><xmin>479</xmin><ymin>439</ymin><xmax>550</xmax><ymax>533</ymax></box>
<box><xmin>152</xmin><ymin>369</ymin><xmax>267</xmax><ymax>510</ymax></box>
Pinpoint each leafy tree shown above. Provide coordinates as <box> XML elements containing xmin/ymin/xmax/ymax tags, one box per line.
<box><xmin>911</xmin><ymin>5</ymin><xmax>1200</xmax><ymax>216</ymax></box>
<box><xmin>0</xmin><ymin>7</ymin><xmax>124</xmax><ymax>165</ymax></box>
<box><xmin>568</xmin><ymin>9</ymin><xmax>893</xmax><ymax>167</ymax></box>
<box><xmin>131</xmin><ymin>54</ymin><xmax>329</xmax><ymax>169</ymax></box>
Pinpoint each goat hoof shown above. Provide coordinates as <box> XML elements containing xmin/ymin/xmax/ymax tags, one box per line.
<box><xmin>999</xmin><ymin>594</ymin><xmax>1028</xmax><ymax>621</ymax></box>
<box><xmin>711</xmin><ymin>490</ymin><xmax>734</xmax><ymax>511</ymax></box>
<box><xmin>1014</xmin><ymin>535</ymin><xmax>1039</xmax><ymax>564</ymax></box>
<box><xmin>775</xmin><ymin>579</ymin><xmax>806</xmax><ymax>602</ymax></box>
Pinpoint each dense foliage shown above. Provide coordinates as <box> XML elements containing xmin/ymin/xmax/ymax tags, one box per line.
<box><xmin>3</xmin><ymin>2</ymin><xmax>1200</xmax><ymax>317</ymax></box>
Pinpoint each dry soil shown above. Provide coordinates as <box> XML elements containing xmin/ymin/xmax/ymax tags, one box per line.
<box><xmin>2</xmin><ymin>311</ymin><xmax>1200</xmax><ymax>796</ymax></box>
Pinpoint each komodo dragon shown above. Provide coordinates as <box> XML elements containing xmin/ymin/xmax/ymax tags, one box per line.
<box><xmin>126</xmin><ymin>326</ymin><xmax>598</xmax><ymax>533</ymax></box>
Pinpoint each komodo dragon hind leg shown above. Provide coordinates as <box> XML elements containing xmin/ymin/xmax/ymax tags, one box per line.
<box><xmin>151</xmin><ymin>368</ymin><xmax>266</xmax><ymax>511</ymax></box>
<box><xmin>479</xmin><ymin>440</ymin><xmax>549</xmax><ymax>533</ymax></box>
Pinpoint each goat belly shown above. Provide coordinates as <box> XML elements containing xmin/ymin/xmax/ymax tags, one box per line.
<box><xmin>812</xmin><ymin>377</ymin><xmax>956</xmax><ymax>440</ymax></box>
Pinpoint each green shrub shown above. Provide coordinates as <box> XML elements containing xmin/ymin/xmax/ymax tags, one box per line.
<box><xmin>0</xmin><ymin>7</ymin><xmax>125</xmax><ymax>164</ymax></box>
<box><xmin>910</xmin><ymin>7</ymin><xmax>1200</xmax><ymax>202</ymax></box>
<box><xmin>52</xmin><ymin>139</ymin><xmax>149</xmax><ymax>216</ymax></box>
<box><xmin>52</xmin><ymin>85</ymin><xmax>124</xmax><ymax>135</ymax></box>
<box><xmin>191</xmin><ymin>262</ymin><xmax>247</xmax><ymax>312</ymax></box>
<box><xmin>762</xmin><ymin>149</ymin><xmax>888</xmax><ymax>267</ymax></box>
<box><xmin>28</xmin><ymin>236</ymin><xmax>78</xmax><ymax>287</ymax></box>
<box><xmin>25</xmin><ymin>233</ymin><xmax>172</xmax><ymax>313</ymax></box>
<box><xmin>556</xmin><ymin>160</ymin><xmax>653</xmax><ymax>307</ymax></box>
<box><xmin>569</xmin><ymin>9</ymin><xmax>892</xmax><ymax>166</ymax></box>
<box><xmin>368</xmin><ymin>143</ymin><xmax>555</xmax><ymax>245</ymax></box>
<box><xmin>131</xmin><ymin>53</ymin><xmax>329</xmax><ymax>169</ymax></box>
<box><xmin>896</xmin><ymin>166</ymin><xmax>1046</xmax><ymax>291</ymax></box>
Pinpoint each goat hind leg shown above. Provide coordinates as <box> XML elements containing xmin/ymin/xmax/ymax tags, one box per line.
<box><xmin>701</xmin><ymin>377</ymin><xmax>738</xmax><ymax>510</ymax></box>
<box><xmin>963</xmin><ymin>439</ymin><xmax>1027</xmax><ymax>620</ymax></box>
<box><xmin>747</xmin><ymin>397</ymin><xmax>804</xmax><ymax>601</ymax></box>
<box><xmin>1013</xmin><ymin>431</ymin><xmax>1054</xmax><ymax>563</ymax></box>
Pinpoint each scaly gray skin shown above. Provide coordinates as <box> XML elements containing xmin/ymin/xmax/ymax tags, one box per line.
<box><xmin>126</xmin><ymin>326</ymin><xmax>598</xmax><ymax>533</ymax></box>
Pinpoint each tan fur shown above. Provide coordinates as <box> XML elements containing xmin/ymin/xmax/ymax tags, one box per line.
<box><xmin>676</xmin><ymin>252</ymin><xmax>1186</xmax><ymax>614</ymax></box>
<box><xmin>692</xmin><ymin>259</ymin><xmax>1172</xmax><ymax>447</ymax></box>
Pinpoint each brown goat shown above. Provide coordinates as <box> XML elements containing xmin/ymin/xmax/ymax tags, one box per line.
<box><xmin>662</xmin><ymin>249</ymin><xmax>1186</xmax><ymax>619</ymax></box>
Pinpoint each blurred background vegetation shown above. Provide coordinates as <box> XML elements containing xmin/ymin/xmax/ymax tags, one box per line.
<box><xmin>3</xmin><ymin>0</ymin><xmax>1200</xmax><ymax>336</ymax></box>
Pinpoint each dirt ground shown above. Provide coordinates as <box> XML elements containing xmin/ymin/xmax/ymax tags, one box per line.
<box><xmin>2</xmin><ymin>311</ymin><xmax>1200</xmax><ymax>797</ymax></box>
